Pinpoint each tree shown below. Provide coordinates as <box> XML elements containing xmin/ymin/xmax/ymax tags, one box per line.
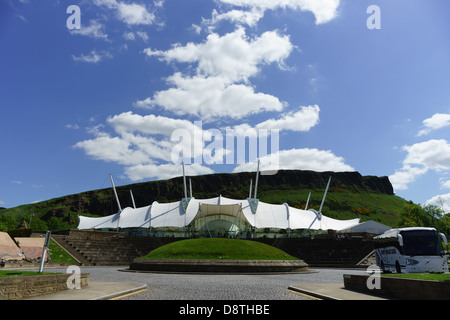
<box><xmin>30</xmin><ymin>218</ymin><xmax>48</xmax><ymax>231</ymax></box>
<box><xmin>398</xmin><ymin>203</ymin><xmax>447</xmax><ymax>235</ymax></box>
<box><xmin>436</xmin><ymin>196</ymin><xmax>447</xmax><ymax>214</ymax></box>
<box><xmin>47</xmin><ymin>216</ymin><xmax>69</xmax><ymax>231</ymax></box>
<box><xmin>441</xmin><ymin>214</ymin><xmax>450</xmax><ymax>236</ymax></box>
<box><xmin>0</xmin><ymin>215</ymin><xmax>18</xmax><ymax>231</ymax></box>
<box><xmin>398</xmin><ymin>203</ymin><xmax>427</xmax><ymax>228</ymax></box>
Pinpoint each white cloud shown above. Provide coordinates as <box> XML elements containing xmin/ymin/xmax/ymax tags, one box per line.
<box><xmin>75</xmin><ymin>133</ymin><xmax>150</xmax><ymax>166</ymax></box>
<box><xmin>117</xmin><ymin>2</ymin><xmax>155</xmax><ymax>25</ymax></box>
<box><xmin>191</xmin><ymin>24</ymin><xmax>202</xmax><ymax>34</ymax></box>
<box><xmin>389</xmin><ymin>165</ymin><xmax>428</xmax><ymax>191</ymax></box>
<box><xmin>16</xmin><ymin>14</ymin><xmax>28</xmax><ymax>22</ymax></box>
<box><xmin>73</xmin><ymin>3</ymin><xmax>335</xmax><ymax>183</ymax></box>
<box><xmin>144</xmin><ymin>28</ymin><xmax>293</xmax><ymax>83</ymax></box>
<box><xmin>390</xmin><ymin>139</ymin><xmax>450</xmax><ymax>191</ymax></box>
<box><xmin>140</xmin><ymin>28</ymin><xmax>292</xmax><ymax>119</ymax></box>
<box><xmin>123</xmin><ymin>31</ymin><xmax>136</xmax><ymax>40</ymax></box>
<box><xmin>256</xmin><ymin>105</ymin><xmax>320</xmax><ymax>131</ymax></box>
<box><xmin>135</xmin><ymin>73</ymin><xmax>284</xmax><ymax>120</ymax></box>
<box><xmin>136</xmin><ymin>31</ymin><xmax>149</xmax><ymax>42</ymax></box>
<box><xmin>233</xmin><ymin>148</ymin><xmax>354</xmax><ymax>173</ymax></box>
<box><xmin>217</xmin><ymin>0</ymin><xmax>340</xmax><ymax>25</ymax></box>
<box><xmin>203</xmin><ymin>8</ymin><xmax>265</xmax><ymax>29</ymax></box>
<box><xmin>74</xmin><ymin>112</ymin><xmax>216</xmax><ymax>181</ymax></box>
<box><xmin>70</xmin><ymin>20</ymin><xmax>108</xmax><ymax>40</ymax></box>
<box><xmin>108</xmin><ymin>111</ymin><xmax>212</xmax><ymax>163</ymax></box>
<box><xmin>93</xmin><ymin>0</ymin><xmax>118</xmax><ymax>10</ymax></box>
<box><xmin>198</xmin><ymin>0</ymin><xmax>339</xmax><ymax>32</ymax></box>
<box><xmin>107</xmin><ymin>111</ymin><xmax>199</xmax><ymax>136</ymax></box>
<box><xmin>426</xmin><ymin>193</ymin><xmax>450</xmax><ymax>213</ymax></box>
<box><xmin>75</xmin><ymin>112</ymin><xmax>204</xmax><ymax>164</ymax></box>
<box><xmin>402</xmin><ymin>139</ymin><xmax>450</xmax><ymax>172</ymax></box>
<box><xmin>440</xmin><ymin>178</ymin><xmax>450</xmax><ymax>189</ymax></box>
<box><xmin>75</xmin><ymin>111</ymin><xmax>333</xmax><ymax>181</ymax></box>
<box><xmin>417</xmin><ymin>112</ymin><xmax>450</xmax><ymax>136</ymax></box>
<box><xmin>124</xmin><ymin>31</ymin><xmax>149</xmax><ymax>41</ymax></box>
<box><xmin>154</xmin><ymin>0</ymin><xmax>164</xmax><ymax>8</ymax></box>
<box><xmin>65</xmin><ymin>123</ymin><xmax>80</xmax><ymax>130</ymax></box>
<box><xmin>72</xmin><ymin>50</ymin><xmax>112</xmax><ymax>63</ymax></box>
<box><xmin>94</xmin><ymin>0</ymin><xmax>155</xmax><ymax>25</ymax></box>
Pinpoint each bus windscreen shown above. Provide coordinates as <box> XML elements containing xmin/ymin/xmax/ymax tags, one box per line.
<box><xmin>401</xmin><ymin>230</ymin><xmax>444</xmax><ymax>256</ymax></box>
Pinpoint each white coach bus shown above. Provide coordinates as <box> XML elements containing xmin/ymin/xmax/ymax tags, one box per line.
<box><xmin>373</xmin><ymin>227</ymin><xmax>448</xmax><ymax>273</ymax></box>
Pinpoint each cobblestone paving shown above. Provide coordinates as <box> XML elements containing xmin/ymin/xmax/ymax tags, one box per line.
<box><xmin>72</xmin><ymin>266</ymin><xmax>367</xmax><ymax>300</ymax></box>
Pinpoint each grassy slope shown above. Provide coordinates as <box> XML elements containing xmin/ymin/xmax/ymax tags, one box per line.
<box><xmin>0</xmin><ymin>198</ymin><xmax>80</xmax><ymax>229</ymax></box>
<box><xmin>48</xmin><ymin>239</ymin><xmax>78</xmax><ymax>264</ymax></box>
<box><xmin>259</xmin><ymin>189</ymin><xmax>407</xmax><ymax>227</ymax></box>
<box><xmin>139</xmin><ymin>238</ymin><xmax>299</xmax><ymax>260</ymax></box>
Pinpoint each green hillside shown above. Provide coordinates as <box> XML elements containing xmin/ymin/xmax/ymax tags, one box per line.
<box><xmin>0</xmin><ymin>170</ymin><xmax>408</xmax><ymax>231</ymax></box>
<box><xmin>258</xmin><ymin>188</ymin><xmax>406</xmax><ymax>227</ymax></box>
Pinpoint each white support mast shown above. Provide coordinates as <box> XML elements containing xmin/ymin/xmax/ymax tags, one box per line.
<box><xmin>182</xmin><ymin>160</ymin><xmax>188</xmax><ymax>200</ymax></box>
<box><xmin>38</xmin><ymin>231</ymin><xmax>51</xmax><ymax>273</ymax></box>
<box><xmin>305</xmin><ymin>192</ymin><xmax>311</xmax><ymax>210</ymax></box>
<box><xmin>253</xmin><ymin>159</ymin><xmax>260</xmax><ymax>199</ymax></box>
<box><xmin>231</xmin><ymin>204</ymin><xmax>243</xmax><ymax>236</ymax></box>
<box><xmin>130</xmin><ymin>190</ymin><xmax>136</xmax><ymax>209</ymax></box>
<box><xmin>189</xmin><ymin>178</ymin><xmax>193</xmax><ymax>199</ymax></box>
<box><xmin>307</xmin><ymin>177</ymin><xmax>331</xmax><ymax>230</ymax></box>
<box><xmin>181</xmin><ymin>161</ymin><xmax>190</xmax><ymax>220</ymax></box>
<box><xmin>249</xmin><ymin>159</ymin><xmax>260</xmax><ymax>234</ymax></box>
<box><xmin>319</xmin><ymin>176</ymin><xmax>332</xmax><ymax>214</ymax></box>
<box><xmin>248</xmin><ymin>179</ymin><xmax>253</xmax><ymax>199</ymax></box>
<box><xmin>109</xmin><ymin>174</ymin><xmax>122</xmax><ymax>213</ymax></box>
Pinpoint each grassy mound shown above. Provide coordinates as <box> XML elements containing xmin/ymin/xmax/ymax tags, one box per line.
<box><xmin>139</xmin><ymin>238</ymin><xmax>299</xmax><ymax>261</ymax></box>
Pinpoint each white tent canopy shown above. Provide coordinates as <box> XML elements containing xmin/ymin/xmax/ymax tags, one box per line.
<box><xmin>337</xmin><ymin>220</ymin><xmax>391</xmax><ymax>235</ymax></box>
<box><xmin>78</xmin><ymin>196</ymin><xmax>360</xmax><ymax>231</ymax></box>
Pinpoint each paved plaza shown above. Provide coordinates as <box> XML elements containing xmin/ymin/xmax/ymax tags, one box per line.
<box><xmin>28</xmin><ymin>266</ymin><xmax>370</xmax><ymax>300</ymax></box>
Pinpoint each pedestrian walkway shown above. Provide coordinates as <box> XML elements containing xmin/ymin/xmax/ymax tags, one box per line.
<box><xmin>289</xmin><ymin>283</ymin><xmax>388</xmax><ymax>300</ymax></box>
<box><xmin>25</xmin><ymin>281</ymin><xmax>387</xmax><ymax>300</ymax></box>
<box><xmin>18</xmin><ymin>266</ymin><xmax>388</xmax><ymax>300</ymax></box>
<box><xmin>25</xmin><ymin>282</ymin><xmax>147</xmax><ymax>300</ymax></box>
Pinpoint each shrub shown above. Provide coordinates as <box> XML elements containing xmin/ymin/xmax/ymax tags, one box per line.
<box><xmin>7</xmin><ymin>228</ymin><xmax>33</xmax><ymax>238</ymax></box>
<box><xmin>352</xmin><ymin>207</ymin><xmax>372</xmax><ymax>216</ymax></box>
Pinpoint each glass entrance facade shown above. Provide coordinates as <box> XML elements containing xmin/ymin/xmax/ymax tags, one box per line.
<box><xmin>191</xmin><ymin>213</ymin><xmax>253</xmax><ymax>238</ymax></box>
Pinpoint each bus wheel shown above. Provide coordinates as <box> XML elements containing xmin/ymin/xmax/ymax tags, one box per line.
<box><xmin>380</xmin><ymin>261</ymin><xmax>386</xmax><ymax>273</ymax></box>
<box><xmin>395</xmin><ymin>261</ymin><xmax>402</xmax><ymax>273</ymax></box>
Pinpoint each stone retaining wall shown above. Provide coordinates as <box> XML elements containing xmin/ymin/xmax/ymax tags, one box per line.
<box><xmin>343</xmin><ymin>274</ymin><xmax>450</xmax><ymax>300</ymax></box>
<box><xmin>129</xmin><ymin>259</ymin><xmax>308</xmax><ymax>273</ymax></box>
<box><xmin>0</xmin><ymin>273</ymin><xmax>89</xmax><ymax>300</ymax></box>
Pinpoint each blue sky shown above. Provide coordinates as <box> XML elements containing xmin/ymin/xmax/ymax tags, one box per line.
<box><xmin>1</xmin><ymin>0</ymin><xmax>450</xmax><ymax>212</ymax></box>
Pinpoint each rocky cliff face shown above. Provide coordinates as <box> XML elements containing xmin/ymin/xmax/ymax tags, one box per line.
<box><xmin>63</xmin><ymin>170</ymin><xmax>394</xmax><ymax>217</ymax></box>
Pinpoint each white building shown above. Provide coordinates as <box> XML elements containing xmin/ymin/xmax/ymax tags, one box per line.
<box><xmin>78</xmin><ymin>167</ymin><xmax>361</xmax><ymax>237</ymax></box>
